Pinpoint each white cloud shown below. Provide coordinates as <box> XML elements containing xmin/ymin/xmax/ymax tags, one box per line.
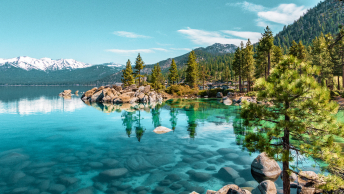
<box><xmin>106</xmin><ymin>48</ymin><xmax>171</xmax><ymax>55</ymax></box>
<box><xmin>170</xmin><ymin>48</ymin><xmax>192</xmax><ymax>51</ymax></box>
<box><xmin>258</xmin><ymin>4</ymin><xmax>307</xmax><ymax>25</ymax></box>
<box><xmin>106</xmin><ymin>49</ymin><xmax>154</xmax><ymax>54</ymax></box>
<box><xmin>222</xmin><ymin>30</ymin><xmax>262</xmax><ymax>43</ymax></box>
<box><xmin>178</xmin><ymin>27</ymin><xmax>245</xmax><ymax>45</ymax></box>
<box><xmin>152</xmin><ymin>48</ymin><xmax>168</xmax><ymax>52</ymax></box>
<box><xmin>227</xmin><ymin>1</ymin><xmax>264</xmax><ymax>12</ymax></box>
<box><xmin>177</xmin><ymin>27</ymin><xmax>261</xmax><ymax>46</ymax></box>
<box><xmin>113</xmin><ymin>31</ymin><xmax>151</xmax><ymax>38</ymax></box>
<box><xmin>228</xmin><ymin>1</ymin><xmax>308</xmax><ymax>26</ymax></box>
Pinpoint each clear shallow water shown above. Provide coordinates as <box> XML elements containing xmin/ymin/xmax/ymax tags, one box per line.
<box><xmin>0</xmin><ymin>87</ymin><xmax>322</xmax><ymax>194</ymax></box>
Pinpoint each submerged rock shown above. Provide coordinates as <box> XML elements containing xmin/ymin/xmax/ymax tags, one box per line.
<box><xmin>153</xmin><ymin>126</ymin><xmax>172</xmax><ymax>134</ymax></box>
<box><xmin>99</xmin><ymin>168</ymin><xmax>128</xmax><ymax>180</ymax></box>
<box><xmin>251</xmin><ymin>153</ymin><xmax>281</xmax><ymax>183</ymax></box>
<box><xmin>191</xmin><ymin>172</ymin><xmax>212</xmax><ymax>182</ymax></box>
<box><xmin>217</xmin><ymin>167</ymin><xmax>240</xmax><ymax>181</ymax></box>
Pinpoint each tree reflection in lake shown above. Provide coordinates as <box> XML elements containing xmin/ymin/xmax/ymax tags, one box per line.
<box><xmin>85</xmin><ymin>99</ymin><xmax>245</xmax><ymax>142</ymax></box>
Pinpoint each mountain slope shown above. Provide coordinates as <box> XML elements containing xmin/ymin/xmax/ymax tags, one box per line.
<box><xmin>0</xmin><ymin>63</ymin><xmax>124</xmax><ymax>85</ymax></box>
<box><xmin>274</xmin><ymin>0</ymin><xmax>344</xmax><ymax>49</ymax></box>
<box><xmin>97</xmin><ymin>43</ymin><xmax>237</xmax><ymax>84</ymax></box>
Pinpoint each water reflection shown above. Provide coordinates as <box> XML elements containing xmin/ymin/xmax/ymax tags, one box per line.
<box><xmin>85</xmin><ymin>98</ymin><xmax>240</xmax><ymax>142</ymax></box>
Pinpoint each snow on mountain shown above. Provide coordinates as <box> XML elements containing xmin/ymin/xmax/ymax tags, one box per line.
<box><xmin>0</xmin><ymin>56</ymin><xmax>91</xmax><ymax>71</ymax></box>
<box><xmin>103</xmin><ymin>62</ymin><xmax>124</xmax><ymax>68</ymax></box>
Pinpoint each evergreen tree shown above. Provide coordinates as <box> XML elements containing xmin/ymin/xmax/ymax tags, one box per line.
<box><xmin>121</xmin><ymin>59</ymin><xmax>135</xmax><ymax>86</ymax></box>
<box><xmin>260</xmin><ymin>26</ymin><xmax>274</xmax><ymax>75</ymax></box>
<box><xmin>151</xmin><ymin>63</ymin><xmax>164</xmax><ymax>90</ymax></box>
<box><xmin>199</xmin><ymin>65</ymin><xmax>210</xmax><ymax>90</ymax></box>
<box><xmin>288</xmin><ymin>40</ymin><xmax>298</xmax><ymax>57</ymax></box>
<box><xmin>233</xmin><ymin>43</ymin><xmax>244</xmax><ymax>92</ymax></box>
<box><xmin>185</xmin><ymin>51</ymin><xmax>199</xmax><ymax>88</ymax></box>
<box><xmin>243</xmin><ymin>39</ymin><xmax>255</xmax><ymax>92</ymax></box>
<box><xmin>255</xmin><ymin>42</ymin><xmax>268</xmax><ymax>80</ymax></box>
<box><xmin>134</xmin><ymin>53</ymin><xmax>146</xmax><ymax>86</ymax></box>
<box><xmin>272</xmin><ymin>45</ymin><xmax>283</xmax><ymax>67</ymax></box>
<box><xmin>168</xmin><ymin>59</ymin><xmax>179</xmax><ymax>85</ymax></box>
<box><xmin>297</xmin><ymin>41</ymin><xmax>307</xmax><ymax>61</ymax></box>
<box><xmin>241</xmin><ymin>56</ymin><xmax>344</xmax><ymax>194</ymax></box>
<box><xmin>311</xmin><ymin>33</ymin><xmax>333</xmax><ymax>86</ymax></box>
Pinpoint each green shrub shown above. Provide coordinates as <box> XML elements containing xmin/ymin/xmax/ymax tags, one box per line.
<box><xmin>165</xmin><ymin>85</ymin><xmax>198</xmax><ymax>96</ymax></box>
<box><xmin>246</xmin><ymin>91</ymin><xmax>258</xmax><ymax>97</ymax></box>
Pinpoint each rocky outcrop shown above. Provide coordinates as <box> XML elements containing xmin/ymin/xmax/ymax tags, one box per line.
<box><xmin>81</xmin><ymin>85</ymin><xmax>163</xmax><ymax>105</ymax></box>
<box><xmin>251</xmin><ymin>180</ymin><xmax>276</xmax><ymax>194</ymax></box>
<box><xmin>153</xmin><ymin>126</ymin><xmax>173</xmax><ymax>134</ymax></box>
<box><xmin>251</xmin><ymin>152</ymin><xmax>282</xmax><ymax>183</ymax></box>
<box><xmin>59</xmin><ymin>90</ymin><xmax>72</xmax><ymax>97</ymax></box>
<box><xmin>296</xmin><ymin>171</ymin><xmax>323</xmax><ymax>194</ymax></box>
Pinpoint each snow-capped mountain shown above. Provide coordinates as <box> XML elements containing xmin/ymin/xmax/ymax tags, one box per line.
<box><xmin>0</xmin><ymin>56</ymin><xmax>91</xmax><ymax>71</ymax></box>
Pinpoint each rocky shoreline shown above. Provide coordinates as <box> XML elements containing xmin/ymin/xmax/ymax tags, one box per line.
<box><xmin>80</xmin><ymin>85</ymin><xmax>165</xmax><ymax>105</ymax></box>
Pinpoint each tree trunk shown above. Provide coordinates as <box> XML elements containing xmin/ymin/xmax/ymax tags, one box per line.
<box><xmin>239</xmin><ymin>76</ymin><xmax>242</xmax><ymax>93</ymax></box>
<box><xmin>265</xmin><ymin>66</ymin><xmax>267</xmax><ymax>80</ymax></box>
<box><xmin>268</xmin><ymin>50</ymin><xmax>271</xmax><ymax>76</ymax></box>
<box><xmin>247</xmin><ymin>78</ymin><xmax>250</xmax><ymax>92</ymax></box>
<box><xmin>338</xmin><ymin>76</ymin><xmax>340</xmax><ymax>90</ymax></box>
<box><xmin>342</xmin><ymin>51</ymin><xmax>344</xmax><ymax>90</ymax></box>
<box><xmin>138</xmin><ymin>70</ymin><xmax>141</xmax><ymax>86</ymax></box>
<box><xmin>283</xmin><ymin>101</ymin><xmax>291</xmax><ymax>194</ymax></box>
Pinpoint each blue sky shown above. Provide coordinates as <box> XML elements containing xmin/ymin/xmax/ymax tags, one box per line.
<box><xmin>0</xmin><ymin>0</ymin><xmax>322</xmax><ymax>65</ymax></box>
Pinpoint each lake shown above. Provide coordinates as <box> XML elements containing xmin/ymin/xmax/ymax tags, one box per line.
<box><xmin>0</xmin><ymin>87</ymin><xmax>322</xmax><ymax>194</ymax></box>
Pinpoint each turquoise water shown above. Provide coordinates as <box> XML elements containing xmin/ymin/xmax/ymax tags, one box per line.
<box><xmin>0</xmin><ymin>87</ymin><xmax>321</xmax><ymax>194</ymax></box>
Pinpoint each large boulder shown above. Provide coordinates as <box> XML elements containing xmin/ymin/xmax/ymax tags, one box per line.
<box><xmin>251</xmin><ymin>152</ymin><xmax>281</xmax><ymax>183</ymax></box>
<box><xmin>90</xmin><ymin>90</ymin><xmax>104</xmax><ymax>102</ymax></box>
<box><xmin>223</xmin><ymin>97</ymin><xmax>232</xmax><ymax>105</ymax></box>
<box><xmin>144</xmin><ymin>85</ymin><xmax>151</xmax><ymax>93</ymax></box>
<box><xmin>217</xmin><ymin>167</ymin><xmax>240</xmax><ymax>181</ymax></box>
<box><xmin>138</xmin><ymin>86</ymin><xmax>145</xmax><ymax>92</ymax></box>
<box><xmin>251</xmin><ymin>180</ymin><xmax>276</xmax><ymax>194</ymax></box>
<box><xmin>153</xmin><ymin>126</ymin><xmax>172</xmax><ymax>134</ymax></box>
<box><xmin>296</xmin><ymin>171</ymin><xmax>322</xmax><ymax>194</ymax></box>
<box><xmin>215</xmin><ymin>184</ymin><xmax>251</xmax><ymax>194</ymax></box>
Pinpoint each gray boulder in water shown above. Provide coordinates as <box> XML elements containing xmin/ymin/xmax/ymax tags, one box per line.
<box><xmin>251</xmin><ymin>152</ymin><xmax>281</xmax><ymax>183</ymax></box>
<box><xmin>252</xmin><ymin>180</ymin><xmax>276</xmax><ymax>194</ymax></box>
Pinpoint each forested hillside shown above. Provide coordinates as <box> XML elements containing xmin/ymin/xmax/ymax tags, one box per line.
<box><xmin>275</xmin><ymin>0</ymin><xmax>344</xmax><ymax>50</ymax></box>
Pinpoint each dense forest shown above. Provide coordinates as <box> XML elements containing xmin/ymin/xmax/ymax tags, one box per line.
<box><xmin>275</xmin><ymin>0</ymin><xmax>344</xmax><ymax>50</ymax></box>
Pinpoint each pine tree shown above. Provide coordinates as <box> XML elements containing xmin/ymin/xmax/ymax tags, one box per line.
<box><xmin>121</xmin><ymin>59</ymin><xmax>135</xmax><ymax>87</ymax></box>
<box><xmin>233</xmin><ymin>43</ymin><xmax>244</xmax><ymax>92</ymax></box>
<box><xmin>185</xmin><ymin>51</ymin><xmax>199</xmax><ymax>88</ymax></box>
<box><xmin>255</xmin><ymin>42</ymin><xmax>268</xmax><ymax>80</ymax></box>
<box><xmin>243</xmin><ymin>39</ymin><xmax>255</xmax><ymax>92</ymax></box>
<box><xmin>288</xmin><ymin>40</ymin><xmax>298</xmax><ymax>57</ymax></box>
<box><xmin>168</xmin><ymin>59</ymin><xmax>179</xmax><ymax>85</ymax></box>
<box><xmin>272</xmin><ymin>45</ymin><xmax>283</xmax><ymax>67</ymax></box>
<box><xmin>199</xmin><ymin>65</ymin><xmax>210</xmax><ymax>90</ymax></box>
<box><xmin>260</xmin><ymin>26</ymin><xmax>274</xmax><ymax>75</ymax></box>
<box><xmin>134</xmin><ymin>53</ymin><xmax>146</xmax><ymax>86</ymax></box>
<box><xmin>151</xmin><ymin>63</ymin><xmax>164</xmax><ymax>90</ymax></box>
<box><xmin>297</xmin><ymin>41</ymin><xmax>307</xmax><ymax>61</ymax></box>
<box><xmin>241</xmin><ymin>56</ymin><xmax>344</xmax><ymax>194</ymax></box>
